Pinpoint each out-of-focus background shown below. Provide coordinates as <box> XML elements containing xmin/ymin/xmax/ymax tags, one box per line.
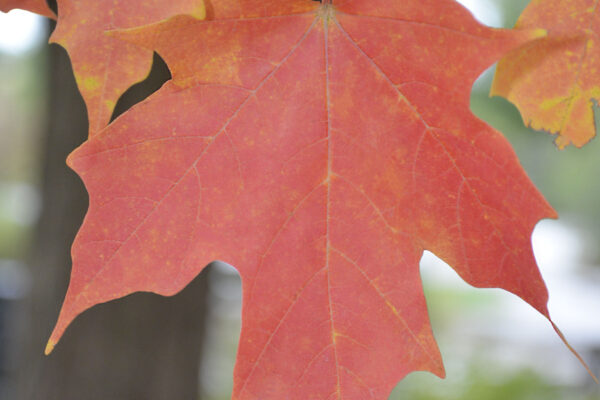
<box><xmin>0</xmin><ymin>0</ymin><xmax>599</xmax><ymax>399</ymax></box>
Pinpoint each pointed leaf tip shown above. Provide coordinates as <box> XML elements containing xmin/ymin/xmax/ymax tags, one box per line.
<box><xmin>44</xmin><ymin>339</ymin><xmax>56</xmax><ymax>356</ymax></box>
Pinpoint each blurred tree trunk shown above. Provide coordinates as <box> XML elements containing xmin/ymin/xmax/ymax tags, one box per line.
<box><xmin>14</xmin><ymin>24</ymin><xmax>208</xmax><ymax>400</ymax></box>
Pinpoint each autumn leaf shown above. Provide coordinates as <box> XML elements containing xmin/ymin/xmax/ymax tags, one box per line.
<box><xmin>0</xmin><ymin>0</ymin><xmax>56</xmax><ymax>19</ymax></box>
<box><xmin>50</xmin><ymin>0</ymin><xmax>205</xmax><ymax>136</ymax></box>
<box><xmin>47</xmin><ymin>0</ymin><xmax>587</xmax><ymax>397</ymax></box>
<box><xmin>492</xmin><ymin>0</ymin><xmax>600</xmax><ymax>149</ymax></box>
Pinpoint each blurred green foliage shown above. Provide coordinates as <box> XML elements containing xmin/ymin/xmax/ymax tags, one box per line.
<box><xmin>392</xmin><ymin>365</ymin><xmax>598</xmax><ymax>400</ymax></box>
<box><xmin>0</xmin><ymin>50</ymin><xmax>46</xmax><ymax>259</ymax></box>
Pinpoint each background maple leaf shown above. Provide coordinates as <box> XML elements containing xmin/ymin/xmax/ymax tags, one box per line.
<box><xmin>492</xmin><ymin>0</ymin><xmax>600</xmax><ymax>149</ymax></box>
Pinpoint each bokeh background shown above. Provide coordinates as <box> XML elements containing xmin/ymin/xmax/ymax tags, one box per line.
<box><xmin>0</xmin><ymin>0</ymin><xmax>599</xmax><ymax>399</ymax></box>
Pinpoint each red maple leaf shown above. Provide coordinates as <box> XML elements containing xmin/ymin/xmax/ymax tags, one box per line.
<box><xmin>46</xmin><ymin>0</ymin><xmax>592</xmax><ymax>397</ymax></box>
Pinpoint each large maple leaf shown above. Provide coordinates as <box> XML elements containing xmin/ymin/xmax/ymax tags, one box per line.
<box><xmin>0</xmin><ymin>0</ymin><xmax>55</xmax><ymax>18</ymax></box>
<box><xmin>492</xmin><ymin>0</ymin><xmax>600</xmax><ymax>149</ymax></box>
<box><xmin>47</xmin><ymin>0</ymin><xmax>588</xmax><ymax>397</ymax></box>
<box><xmin>50</xmin><ymin>0</ymin><xmax>205</xmax><ymax>136</ymax></box>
